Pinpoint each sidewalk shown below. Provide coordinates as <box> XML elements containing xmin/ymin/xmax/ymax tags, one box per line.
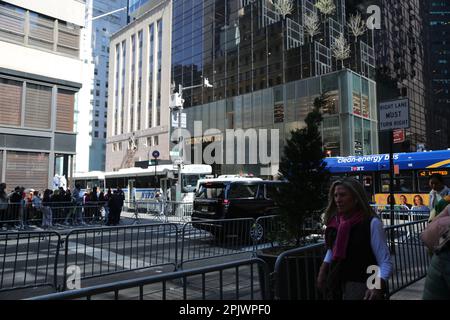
<box><xmin>389</xmin><ymin>278</ymin><xmax>425</xmax><ymax>300</ymax></box>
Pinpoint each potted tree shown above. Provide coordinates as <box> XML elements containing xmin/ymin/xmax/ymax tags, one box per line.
<box><xmin>257</xmin><ymin>93</ymin><xmax>331</xmax><ymax>299</ymax></box>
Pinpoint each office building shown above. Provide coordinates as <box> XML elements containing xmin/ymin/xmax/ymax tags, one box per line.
<box><xmin>0</xmin><ymin>0</ymin><xmax>84</xmax><ymax>190</ymax></box>
<box><xmin>106</xmin><ymin>0</ymin><xmax>172</xmax><ymax>171</ymax></box>
<box><xmin>75</xmin><ymin>0</ymin><xmax>127</xmax><ymax>173</ymax></box>
<box><xmin>424</xmin><ymin>0</ymin><xmax>450</xmax><ymax>149</ymax></box>
<box><xmin>172</xmin><ymin>0</ymin><xmax>378</xmax><ymax>176</ymax></box>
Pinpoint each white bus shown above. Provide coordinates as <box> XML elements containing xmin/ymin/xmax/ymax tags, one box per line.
<box><xmin>72</xmin><ymin>171</ymin><xmax>106</xmax><ymax>195</ymax></box>
<box><xmin>73</xmin><ymin>164</ymin><xmax>212</xmax><ymax>204</ymax></box>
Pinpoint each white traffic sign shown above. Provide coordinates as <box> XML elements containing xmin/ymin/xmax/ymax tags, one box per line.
<box><xmin>379</xmin><ymin>99</ymin><xmax>410</xmax><ymax>131</ymax></box>
<box><xmin>171</xmin><ymin>113</ymin><xmax>187</xmax><ymax>128</ymax></box>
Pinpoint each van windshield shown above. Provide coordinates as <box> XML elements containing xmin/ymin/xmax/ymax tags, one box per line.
<box><xmin>196</xmin><ymin>183</ymin><xmax>226</xmax><ymax>199</ymax></box>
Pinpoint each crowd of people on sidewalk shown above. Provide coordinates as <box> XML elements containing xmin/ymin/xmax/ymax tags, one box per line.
<box><xmin>0</xmin><ymin>182</ymin><xmax>125</xmax><ymax>230</ymax></box>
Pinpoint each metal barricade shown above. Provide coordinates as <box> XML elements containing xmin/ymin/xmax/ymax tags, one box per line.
<box><xmin>62</xmin><ymin>223</ymin><xmax>179</xmax><ymax>290</ymax></box>
<box><xmin>378</xmin><ymin>209</ymin><xmax>430</xmax><ymax>226</ymax></box>
<box><xmin>179</xmin><ymin>218</ymin><xmax>256</xmax><ymax>269</ymax></box>
<box><xmin>252</xmin><ymin>215</ymin><xmax>283</xmax><ymax>250</ymax></box>
<box><xmin>384</xmin><ymin>219</ymin><xmax>430</xmax><ymax>297</ymax></box>
<box><xmin>29</xmin><ymin>258</ymin><xmax>270</xmax><ymax>300</ymax></box>
<box><xmin>272</xmin><ymin>243</ymin><xmax>327</xmax><ymax>300</ymax></box>
<box><xmin>0</xmin><ymin>203</ymin><xmax>23</xmax><ymax>229</ymax></box>
<box><xmin>0</xmin><ymin>231</ymin><xmax>61</xmax><ymax>293</ymax></box>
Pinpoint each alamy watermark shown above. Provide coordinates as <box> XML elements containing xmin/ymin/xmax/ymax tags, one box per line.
<box><xmin>171</xmin><ymin>121</ymin><xmax>280</xmax><ymax>175</ymax></box>
<box><xmin>366</xmin><ymin>5</ymin><xmax>381</xmax><ymax>30</ymax></box>
<box><xmin>66</xmin><ymin>265</ymin><xmax>81</xmax><ymax>290</ymax></box>
<box><xmin>366</xmin><ymin>265</ymin><xmax>382</xmax><ymax>290</ymax></box>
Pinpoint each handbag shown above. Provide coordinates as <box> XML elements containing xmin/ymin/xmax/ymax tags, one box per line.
<box><xmin>420</xmin><ymin>205</ymin><xmax>450</xmax><ymax>252</ymax></box>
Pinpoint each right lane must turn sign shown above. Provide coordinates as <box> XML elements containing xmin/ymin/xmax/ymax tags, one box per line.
<box><xmin>379</xmin><ymin>98</ymin><xmax>410</xmax><ymax>131</ymax></box>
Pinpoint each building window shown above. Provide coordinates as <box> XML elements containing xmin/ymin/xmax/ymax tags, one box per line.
<box><xmin>146</xmin><ymin>136</ymin><xmax>152</xmax><ymax>147</ymax></box>
<box><xmin>0</xmin><ymin>78</ymin><xmax>22</xmax><ymax>126</ymax></box>
<box><xmin>95</xmin><ymin>121</ymin><xmax>99</xmax><ymax>127</ymax></box>
<box><xmin>153</xmin><ymin>135</ymin><xmax>159</xmax><ymax>146</ymax></box>
<box><xmin>95</xmin><ymin>110</ymin><xmax>100</xmax><ymax>117</ymax></box>
<box><xmin>94</xmin><ymin>131</ymin><xmax>99</xmax><ymax>138</ymax></box>
<box><xmin>103</xmin><ymin>132</ymin><xmax>107</xmax><ymax>139</ymax></box>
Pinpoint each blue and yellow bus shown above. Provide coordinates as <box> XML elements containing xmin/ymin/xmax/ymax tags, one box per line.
<box><xmin>324</xmin><ymin>150</ymin><xmax>450</xmax><ymax>206</ymax></box>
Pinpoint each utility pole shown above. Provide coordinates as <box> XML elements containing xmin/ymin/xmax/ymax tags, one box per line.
<box><xmin>169</xmin><ymin>78</ymin><xmax>213</xmax><ymax>202</ymax></box>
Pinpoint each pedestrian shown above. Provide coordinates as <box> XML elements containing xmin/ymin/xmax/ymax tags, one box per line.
<box><xmin>422</xmin><ymin>204</ymin><xmax>450</xmax><ymax>300</ymax></box>
<box><xmin>107</xmin><ymin>190</ymin><xmax>121</xmax><ymax>226</ymax></box>
<box><xmin>63</xmin><ymin>188</ymin><xmax>73</xmax><ymax>225</ymax></box>
<box><xmin>90</xmin><ymin>186</ymin><xmax>101</xmax><ymax>221</ymax></box>
<box><xmin>8</xmin><ymin>186</ymin><xmax>23</xmax><ymax>229</ymax></box>
<box><xmin>428</xmin><ymin>173</ymin><xmax>450</xmax><ymax>212</ymax></box>
<box><xmin>0</xmin><ymin>183</ymin><xmax>8</xmax><ymax>230</ymax></box>
<box><xmin>32</xmin><ymin>190</ymin><xmax>43</xmax><ymax>224</ymax></box>
<box><xmin>103</xmin><ymin>188</ymin><xmax>112</xmax><ymax>225</ymax></box>
<box><xmin>72</xmin><ymin>184</ymin><xmax>85</xmax><ymax>225</ymax></box>
<box><xmin>41</xmin><ymin>189</ymin><xmax>53</xmax><ymax>229</ymax></box>
<box><xmin>317</xmin><ymin>177</ymin><xmax>393</xmax><ymax>300</ymax></box>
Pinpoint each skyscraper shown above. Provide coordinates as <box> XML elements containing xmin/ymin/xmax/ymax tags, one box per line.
<box><xmin>76</xmin><ymin>0</ymin><xmax>128</xmax><ymax>173</ymax></box>
<box><xmin>348</xmin><ymin>0</ymin><xmax>429</xmax><ymax>153</ymax></box>
<box><xmin>172</xmin><ymin>0</ymin><xmax>378</xmax><ymax>176</ymax></box>
<box><xmin>424</xmin><ymin>0</ymin><xmax>450</xmax><ymax>150</ymax></box>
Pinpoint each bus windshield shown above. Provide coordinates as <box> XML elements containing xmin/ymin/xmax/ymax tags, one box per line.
<box><xmin>183</xmin><ymin>174</ymin><xmax>202</xmax><ymax>193</ymax></box>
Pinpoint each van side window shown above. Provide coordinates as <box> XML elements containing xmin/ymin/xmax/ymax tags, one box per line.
<box><xmin>265</xmin><ymin>184</ymin><xmax>281</xmax><ymax>200</ymax></box>
<box><xmin>228</xmin><ymin>184</ymin><xmax>258</xmax><ymax>199</ymax></box>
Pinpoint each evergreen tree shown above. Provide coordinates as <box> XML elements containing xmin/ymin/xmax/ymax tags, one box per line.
<box><xmin>274</xmin><ymin>94</ymin><xmax>331</xmax><ymax>246</ymax></box>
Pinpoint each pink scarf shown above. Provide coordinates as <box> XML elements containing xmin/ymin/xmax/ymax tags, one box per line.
<box><xmin>327</xmin><ymin>211</ymin><xmax>364</xmax><ymax>261</ymax></box>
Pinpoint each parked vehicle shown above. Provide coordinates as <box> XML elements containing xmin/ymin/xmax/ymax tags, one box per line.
<box><xmin>192</xmin><ymin>177</ymin><xmax>285</xmax><ymax>240</ymax></box>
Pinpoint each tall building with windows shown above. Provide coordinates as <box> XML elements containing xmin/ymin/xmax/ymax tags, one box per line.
<box><xmin>424</xmin><ymin>0</ymin><xmax>450</xmax><ymax>149</ymax></box>
<box><xmin>348</xmin><ymin>0</ymin><xmax>430</xmax><ymax>153</ymax></box>
<box><xmin>172</xmin><ymin>0</ymin><xmax>378</xmax><ymax>176</ymax></box>
<box><xmin>0</xmin><ymin>0</ymin><xmax>84</xmax><ymax>190</ymax></box>
<box><xmin>75</xmin><ymin>0</ymin><xmax>127</xmax><ymax>173</ymax></box>
<box><xmin>106</xmin><ymin>0</ymin><xmax>171</xmax><ymax>171</ymax></box>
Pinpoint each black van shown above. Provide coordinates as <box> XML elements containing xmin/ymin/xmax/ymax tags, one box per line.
<box><xmin>191</xmin><ymin>179</ymin><xmax>284</xmax><ymax>240</ymax></box>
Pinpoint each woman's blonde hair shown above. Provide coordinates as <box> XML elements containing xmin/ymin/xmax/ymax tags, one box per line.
<box><xmin>324</xmin><ymin>177</ymin><xmax>376</xmax><ymax>224</ymax></box>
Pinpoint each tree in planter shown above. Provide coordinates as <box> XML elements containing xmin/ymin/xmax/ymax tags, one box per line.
<box><xmin>273</xmin><ymin>94</ymin><xmax>331</xmax><ymax>247</ymax></box>
<box><xmin>348</xmin><ymin>12</ymin><xmax>366</xmax><ymax>71</ymax></box>
<box><xmin>332</xmin><ymin>33</ymin><xmax>351</xmax><ymax>69</ymax></box>
<box><xmin>304</xmin><ymin>12</ymin><xmax>321</xmax><ymax>77</ymax></box>
<box><xmin>270</xmin><ymin>0</ymin><xmax>294</xmax><ymax>83</ymax></box>
<box><xmin>315</xmin><ymin>0</ymin><xmax>336</xmax><ymax>47</ymax></box>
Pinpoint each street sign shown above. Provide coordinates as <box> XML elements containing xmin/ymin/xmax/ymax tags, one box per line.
<box><xmin>152</xmin><ymin>150</ymin><xmax>160</xmax><ymax>158</ymax></box>
<box><xmin>171</xmin><ymin>113</ymin><xmax>187</xmax><ymax>128</ymax></box>
<box><xmin>393</xmin><ymin>129</ymin><xmax>405</xmax><ymax>144</ymax></box>
<box><xmin>379</xmin><ymin>99</ymin><xmax>410</xmax><ymax>131</ymax></box>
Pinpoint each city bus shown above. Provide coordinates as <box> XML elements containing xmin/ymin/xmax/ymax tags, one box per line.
<box><xmin>74</xmin><ymin>164</ymin><xmax>212</xmax><ymax>204</ymax></box>
<box><xmin>324</xmin><ymin>150</ymin><xmax>450</xmax><ymax>206</ymax></box>
<box><xmin>104</xmin><ymin>164</ymin><xmax>212</xmax><ymax>204</ymax></box>
<box><xmin>72</xmin><ymin>171</ymin><xmax>106</xmax><ymax>195</ymax></box>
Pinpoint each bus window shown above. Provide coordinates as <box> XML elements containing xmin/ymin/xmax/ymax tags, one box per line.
<box><xmin>380</xmin><ymin>172</ymin><xmax>413</xmax><ymax>193</ymax></box>
<box><xmin>363</xmin><ymin>175</ymin><xmax>374</xmax><ymax>196</ymax></box>
<box><xmin>417</xmin><ymin>170</ymin><xmax>450</xmax><ymax>193</ymax></box>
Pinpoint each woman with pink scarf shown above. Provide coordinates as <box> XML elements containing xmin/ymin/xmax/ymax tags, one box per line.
<box><xmin>317</xmin><ymin>178</ymin><xmax>392</xmax><ymax>300</ymax></box>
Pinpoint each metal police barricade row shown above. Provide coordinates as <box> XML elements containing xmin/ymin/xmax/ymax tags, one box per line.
<box><xmin>179</xmin><ymin>218</ymin><xmax>257</xmax><ymax>270</ymax></box>
<box><xmin>62</xmin><ymin>223</ymin><xmax>179</xmax><ymax>291</ymax></box>
<box><xmin>1</xmin><ymin>202</ymin><xmax>108</xmax><ymax>230</ymax></box>
<box><xmin>29</xmin><ymin>258</ymin><xmax>271</xmax><ymax>300</ymax></box>
<box><xmin>377</xmin><ymin>209</ymin><xmax>430</xmax><ymax>226</ymax></box>
<box><xmin>131</xmin><ymin>200</ymin><xmax>193</xmax><ymax>223</ymax></box>
<box><xmin>384</xmin><ymin>219</ymin><xmax>430</xmax><ymax>297</ymax></box>
<box><xmin>0</xmin><ymin>231</ymin><xmax>61</xmax><ymax>294</ymax></box>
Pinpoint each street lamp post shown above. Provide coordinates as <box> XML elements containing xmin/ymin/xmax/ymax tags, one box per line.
<box><xmin>170</xmin><ymin>78</ymin><xmax>213</xmax><ymax>202</ymax></box>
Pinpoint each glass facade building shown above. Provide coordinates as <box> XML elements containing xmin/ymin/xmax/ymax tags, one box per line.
<box><xmin>171</xmin><ymin>0</ymin><xmax>378</xmax><ymax>175</ymax></box>
<box><xmin>424</xmin><ymin>0</ymin><xmax>450</xmax><ymax>149</ymax></box>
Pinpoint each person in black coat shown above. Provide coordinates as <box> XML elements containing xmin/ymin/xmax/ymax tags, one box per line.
<box><xmin>107</xmin><ymin>190</ymin><xmax>121</xmax><ymax>226</ymax></box>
